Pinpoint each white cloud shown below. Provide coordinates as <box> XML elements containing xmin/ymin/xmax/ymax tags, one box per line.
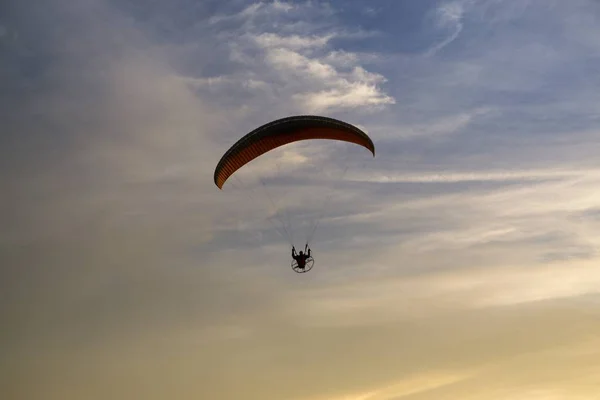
<box><xmin>209</xmin><ymin>1</ymin><xmax>297</xmax><ymax>24</ymax></box>
<box><xmin>266</xmin><ymin>48</ymin><xmax>338</xmax><ymax>79</ymax></box>
<box><xmin>252</xmin><ymin>32</ymin><xmax>334</xmax><ymax>50</ymax></box>
<box><xmin>261</xmin><ymin>48</ymin><xmax>394</xmax><ymax>111</ymax></box>
<box><xmin>426</xmin><ymin>0</ymin><xmax>470</xmax><ymax>56</ymax></box>
<box><xmin>351</xmin><ymin>167</ymin><xmax>599</xmax><ymax>184</ymax></box>
<box><xmin>193</xmin><ymin>1</ymin><xmax>395</xmax><ymax>113</ymax></box>
<box><xmin>295</xmin><ymin>83</ymin><xmax>394</xmax><ymax>113</ymax></box>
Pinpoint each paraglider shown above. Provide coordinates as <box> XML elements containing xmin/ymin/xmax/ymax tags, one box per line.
<box><xmin>291</xmin><ymin>244</ymin><xmax>313</xmax><ymax>273</ymax></box>
<box><xmin>214</xmin><ymin>115</ymin><xmax>375</xmax><ymax>273</ymax></box>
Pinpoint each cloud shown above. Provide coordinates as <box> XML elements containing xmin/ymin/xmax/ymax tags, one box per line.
<box><xmin>192</xmin><ymin>1</ymin><xmax>395</xmax><ymax>114</ymax></box>
<box><xmin>299</xmin><ymin>371</ymin><xmax>472</xmax><ymax>400</ymax></box>
<box><xmin>253</xmin><ymin>32</ymin><xmax>334</xmax><ymax>50</ymax></box>
<box><xmin>5</xmin><ymin>1</ymin><xmax>600</xmax><ymax>399</ymax></box>
<box><xmin>425</xmin><ymin>0</ymin><xmax>470</xmax><ymax>56</ymax></box>
<box><xmin>350</xmin><ymin>167</ymin><xmax>599</xmax><ymax>184</ymax></box>
<box><xmin>1</xmin><ymin>0</ymin><xmax>233</xmax><ymax>355</ymax></box>
<box><xmin>209</xmin><ymin>0</ymin><xmax>299</xmax><ymax>25</ymax></box>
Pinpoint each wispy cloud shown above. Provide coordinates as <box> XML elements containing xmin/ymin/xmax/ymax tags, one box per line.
<box><xmin>425</xmin><ymin>0</ymin><xmax>470</xmax><ymax>56</ymax></box>
<box><xmin>193</xmin><ymin>1</ymin><xmax>395</xmax><ymax>113</ymax></box>
<box><xmin>350</xmin><ymin>167</ymin><xmax>600</xmax><ymax>184</ymax></box>
<box><xmin>252</xmin><ymin>32</ymin><xmax>334</xmax><ymax>50</ymax></box>
<box><xmin>299</xmin><ymin>371</ymin><xmax>472</xmax><ymax>400</ymax></box>
<box><xmin>209</xmin><ymin>0</ymin><xmax>299</xmax><ymax>24</ymax></box>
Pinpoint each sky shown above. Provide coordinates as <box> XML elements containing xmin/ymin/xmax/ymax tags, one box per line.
<box><xmin>2</xmin><ymin>0</ymin><xmax>600</xmax><ymax>399</ymax></box>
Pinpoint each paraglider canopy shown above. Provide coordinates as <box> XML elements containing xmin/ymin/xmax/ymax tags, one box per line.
<box><xmin>214</xmin><ymin>115</ymin><xmax>375</xmax><ymax>189</ymax></box>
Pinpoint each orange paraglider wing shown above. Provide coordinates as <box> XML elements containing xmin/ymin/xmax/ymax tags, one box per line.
<box><xmin>214</xmin><ymin>115</ymin><xmax>375</xmax><ymax>189</ymax></box>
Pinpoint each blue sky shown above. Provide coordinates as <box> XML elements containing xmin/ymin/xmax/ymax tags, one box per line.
<box><xmin>3</xmin><ymin>1</ymin><xmax>600</xmax><ymax>399</ymax></box>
